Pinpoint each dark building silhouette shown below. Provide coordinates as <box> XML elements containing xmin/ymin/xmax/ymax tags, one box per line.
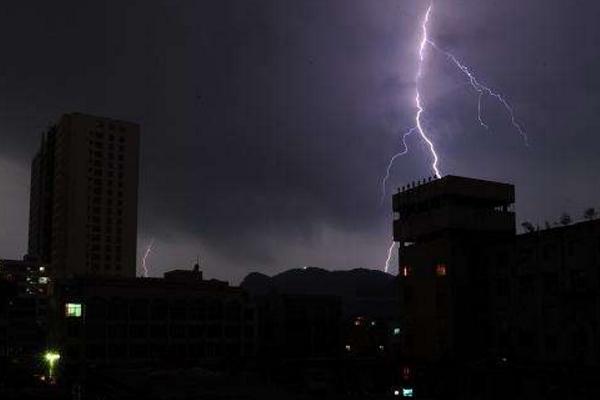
<box><xmin>500</xmin><ymin>221</ymin><xmax>600</xmax><ymax>367</ymax></box>
<box><xmin>27</xmin><ymin>113</ymin><xmax>140</xmax><ymax>278</ymax></box>
<box><xmin>27</xmin><ymin>129</ymin><xmax>56</xmax><ymax>264</ymax></box>
<box><xmin>48</xmin><ymin>265</ymin><xmax>256</xmax><ymax>371</ymax></box>
<box><xmin>255</xmin><ymin>293</ymin><xmax>341</xmax><ymax>360</ymax></box>
<box><xmin>394</xmin><ymin>175</ymin><xmax>515</xmax><ymax>364</ymax></box>
<box><xmin>393</xmin><ymin>175</ymin><xmax>600</xmax><ymax>399</ymax></box>
<box><xmin>0</xmin><ymin>259</ymin><xmax>49</xmax><ymax>359</ymax></box>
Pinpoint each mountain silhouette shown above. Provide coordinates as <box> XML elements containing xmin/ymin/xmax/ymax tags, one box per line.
<box><xmin>241</xmin><ymin>267</ymin><xmax>399</xmax><ymax>319</ymax></box>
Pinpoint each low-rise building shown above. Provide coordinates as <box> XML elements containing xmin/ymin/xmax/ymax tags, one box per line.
<box><xmin>48</xmin><ymin>265</ymin><xmax>257</xmax><ymax>371</ymax></box>
<box><xmin>0</xmin><ymin>258</ymin><xmax>49</xmax><ymax>358</ymax></box>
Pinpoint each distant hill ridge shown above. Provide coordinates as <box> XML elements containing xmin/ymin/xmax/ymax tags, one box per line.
<box><xmin>241</xmin><ymin>267</ymin><xmax>399</xmax><ymax>319</ymax></box>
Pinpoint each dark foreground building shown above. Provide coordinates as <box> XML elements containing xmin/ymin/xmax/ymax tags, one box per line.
<box><xmin>48</xmin><ymin>266</ymin><xmax>257</xmax><ymax>374</ymax></box>
<box><xmin>393</xmin><ymin>175</ymin><xmax>600</xmax><ymax>399</ymax></box>
<box><xmin>0</xmin><ymin>258</ymin><xmax>48</xmax><ymax>359</ymax></box>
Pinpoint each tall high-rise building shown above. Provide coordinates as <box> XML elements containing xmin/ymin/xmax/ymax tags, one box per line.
<box><xmin>27</xmin><ymin>113</ymin><xmax>140</xmax><ymax>278</ymax></box>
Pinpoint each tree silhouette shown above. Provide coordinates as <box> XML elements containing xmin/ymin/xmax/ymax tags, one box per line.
<box><xmin>521</xmin><ymin>221</ymin><xmax>535</xmax><ymax>233</ymax></box>
<box><xmin>559</xmin><ymin>213</ymin><xmax>572</xmax><ymax>226</ymax></box>
<box><xmin>584</xmin><ymin>207</ymin><xmax>597</xmax><ymax>221</ymax></box>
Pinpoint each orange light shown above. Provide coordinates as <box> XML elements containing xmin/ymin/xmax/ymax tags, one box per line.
<box><xmin>435</xmin><ymin>263</ymin><xmax>447</xmax><ymax>276</ymax></box>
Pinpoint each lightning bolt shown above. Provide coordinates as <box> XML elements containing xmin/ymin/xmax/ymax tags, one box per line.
<box><xmin>380</xmin><ymin>127</ymin><xmax>416</xmax><ymax>204</ymax></box>
<box><xmin>427</xmin><ymin>40</ymin><xmax>528</xmax><ymax>145</ymax></box>
<box><xmin>415</xmin><ymin>4</ymin><xmax>441</xmax><ymax>179</ymax></box>
<box><xmin>384</xmin><ymin>241</ymin><xmax>397</xmax><ymax>273</ymax></box>
<box><xmin>380</xmin><ymin>2</ymin><xmax>527</xmax><ymax>272</ymax></box>
<box><xmin>380</xmin><ymin>2</ymin><xmax>528</xmax><ymax>203</ymax></box>
<box><xmin>141</xmin><ymin>239</ymin><xmax>154</xmax><ymax>278</ymax></box>
<box><xmin>380</xmin><ymin>4</ymin><xmax>439</xmax><ymax>205</ymax></box>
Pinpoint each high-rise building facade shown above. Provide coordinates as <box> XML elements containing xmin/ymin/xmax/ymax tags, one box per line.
<box><xmin>28</xmin><ymin>113</ymin><xmax>139</xmax><ymax>278</ymax></box>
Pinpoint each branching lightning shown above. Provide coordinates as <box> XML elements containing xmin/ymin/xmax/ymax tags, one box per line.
<box><xmin>381</xmin><ymin>2</ymin><xmax>527</xmax><ymax>272</ymax></box>
<box><xmin>380</xmin><ymin>4</ymin><xmax>439</xmax><ymax>205</ymax></box>
<box><xmin>427</xmin><ymin>40</ymin><xmax>528</xmax><ymax>145</ymax></box>
<box><xmin>141</xmin><ymin>239</ymin><xmax>155</xmax><ymax>278</ymax></box>
<box><xmin>380</xmin><ymin>126</ymin><xmax>416</xmax><ymax>204</ymax></box>
<box><xmin>380</xmin><ymin>2</ymin><xmax>528</xmax><ymax>203</ymax></box>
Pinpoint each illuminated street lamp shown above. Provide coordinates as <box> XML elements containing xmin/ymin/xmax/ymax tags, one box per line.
<box><xmin>44</xmin><ymin>351</ymin><xmax>61</xmax><ymax>382</ymax></box>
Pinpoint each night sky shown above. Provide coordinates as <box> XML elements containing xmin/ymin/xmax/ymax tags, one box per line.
<box><xmin>1</xmin><ymin>0</ymin><xmax>599</xmax><ymax>283</ymax></box>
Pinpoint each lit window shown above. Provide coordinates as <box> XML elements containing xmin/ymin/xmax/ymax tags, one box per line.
<box><xmin>65</xmin><ymin>303</ymin><xmax>82</xmax><ymax>318</ymax></box>
<box><xmin>393</xmin><ymin>327</ymin><xmax>401</xmax><ymax>336</ymax></box>
<box><xmin>403</xmin><ymin>388</ymin><xmax>414</xmax><ymax>397</ymax></box>
<box><xmin>401</xmin><ymin>265</ymin><xmax>412</xmax><ymax>277</ymax></box>
<box><xmin>345</xmin><ymin>345</ymin><xmax>351</xmax><ymax>352</ymax></box>
<box><xmin>435</xmin><ymin>263</ymin><xmax>447</xmax><ymax>277</ymax></box>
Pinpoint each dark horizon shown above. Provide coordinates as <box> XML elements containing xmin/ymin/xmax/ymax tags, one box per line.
<box><xmin>2</xmin><ymin>0</ymin><xmax>600</xmax><ymax>283</ymax></box>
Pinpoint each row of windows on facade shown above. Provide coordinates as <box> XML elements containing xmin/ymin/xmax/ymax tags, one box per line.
<box><xmin>88</xmin><ymin>168</ymin><xmax>124</xmax><ymax>179</ymax></box>
<box><xmin>88</xmin><ymin>196</ymin><xmax>124</xmax><ymax>207</ymax></box>
<box><xmin>87</xmin><ymin>227</ymin><xmax>124</xmax><ymax>239</ymax></box>
<box><xmin>88</xmin><ymin>176</ymin><xmax>124</xmax><ymax>189</ymax></box>
<box><xmin>87</xmin><ymin>180</ymin><xmax>125</xmax><ymax>201</ymax></box>
<box><xmin>90</xmin><ymin>125</ymin><xmax>128</xmax><ymax>138</ymax></box>
<box><xmin>89</xmin><ymin>148</ymin><xmax>125</xmax><ymax>161</ymax></box>
<box><xmin>401</xmin><ymin>263</ymin><xmax>447</xmax><ymax>277</ymax></box>
<box><xmin>87</xmin><ymin>225</ymin><xmax>123</xmax><ymax>238</ymax></box>
<box><xmin>87</xmin><ymin>249</ymin><xmax>122</xmax><ymax>261</ymax></box>
<box><xmin>87</xmin><ymin>206</ymin><xmax>124</xmax><ymax>218</ymax></box>
<box><xmin>87</xmin><ymin>214</ymin><xmax>124</xmax><ymax>226</ymax></box>
<box><xmin>86</xmin><ymin>244</ymin><xmax>123</xmax><ymax>256</ymax></box>
<box><xmin>90</xmin><ymin>160</ymin><xmax>125</xmax><ymax>172</ymax></box>
<box><xmin>86</xmin><ymin>227</ymin><xmax>123</xmax><ymax>240</ymax></box>
<box><xmin>89</xmin><ymin>135</ymin><xmax>126</xmax><ymax>149</ymax></box>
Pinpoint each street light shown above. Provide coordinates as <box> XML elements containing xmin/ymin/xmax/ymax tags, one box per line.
<box><xmin>44</xmin><ymin>351</ymin><xmax>61</xmax><ymax>382</ymax></box>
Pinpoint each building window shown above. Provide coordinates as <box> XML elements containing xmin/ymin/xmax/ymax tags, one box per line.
<box><xmin>435</xmin><ymin>263</ymin><xmax>447</xmax><ymax>277</ymax></box>
<box><xmin>65</xmin><ymin>303</ymin><xmax>83</xmax><ymax>318</ymax></box>
<box><xmin>401</xmin><ymin>265</ymin><xmax>412</xmax><ymax>277</ymax></box>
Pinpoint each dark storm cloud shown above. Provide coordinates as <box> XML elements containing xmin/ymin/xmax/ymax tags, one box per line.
<box><xmin>1</xmin><ymin>0</ymin><xmax>600</xmax><ymax>282</ymax></box>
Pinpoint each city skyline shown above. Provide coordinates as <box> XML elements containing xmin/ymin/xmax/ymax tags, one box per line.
<box><xmin>1</xmin><ymin>1</ymin><xmax>600</xmax><ymax>283</ymax></box>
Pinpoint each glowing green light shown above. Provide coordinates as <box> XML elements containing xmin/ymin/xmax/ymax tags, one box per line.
<box><xmin>65</xmin><ymin>303</ymin><xmax>82</xmax><ymax>317</ymax></box>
